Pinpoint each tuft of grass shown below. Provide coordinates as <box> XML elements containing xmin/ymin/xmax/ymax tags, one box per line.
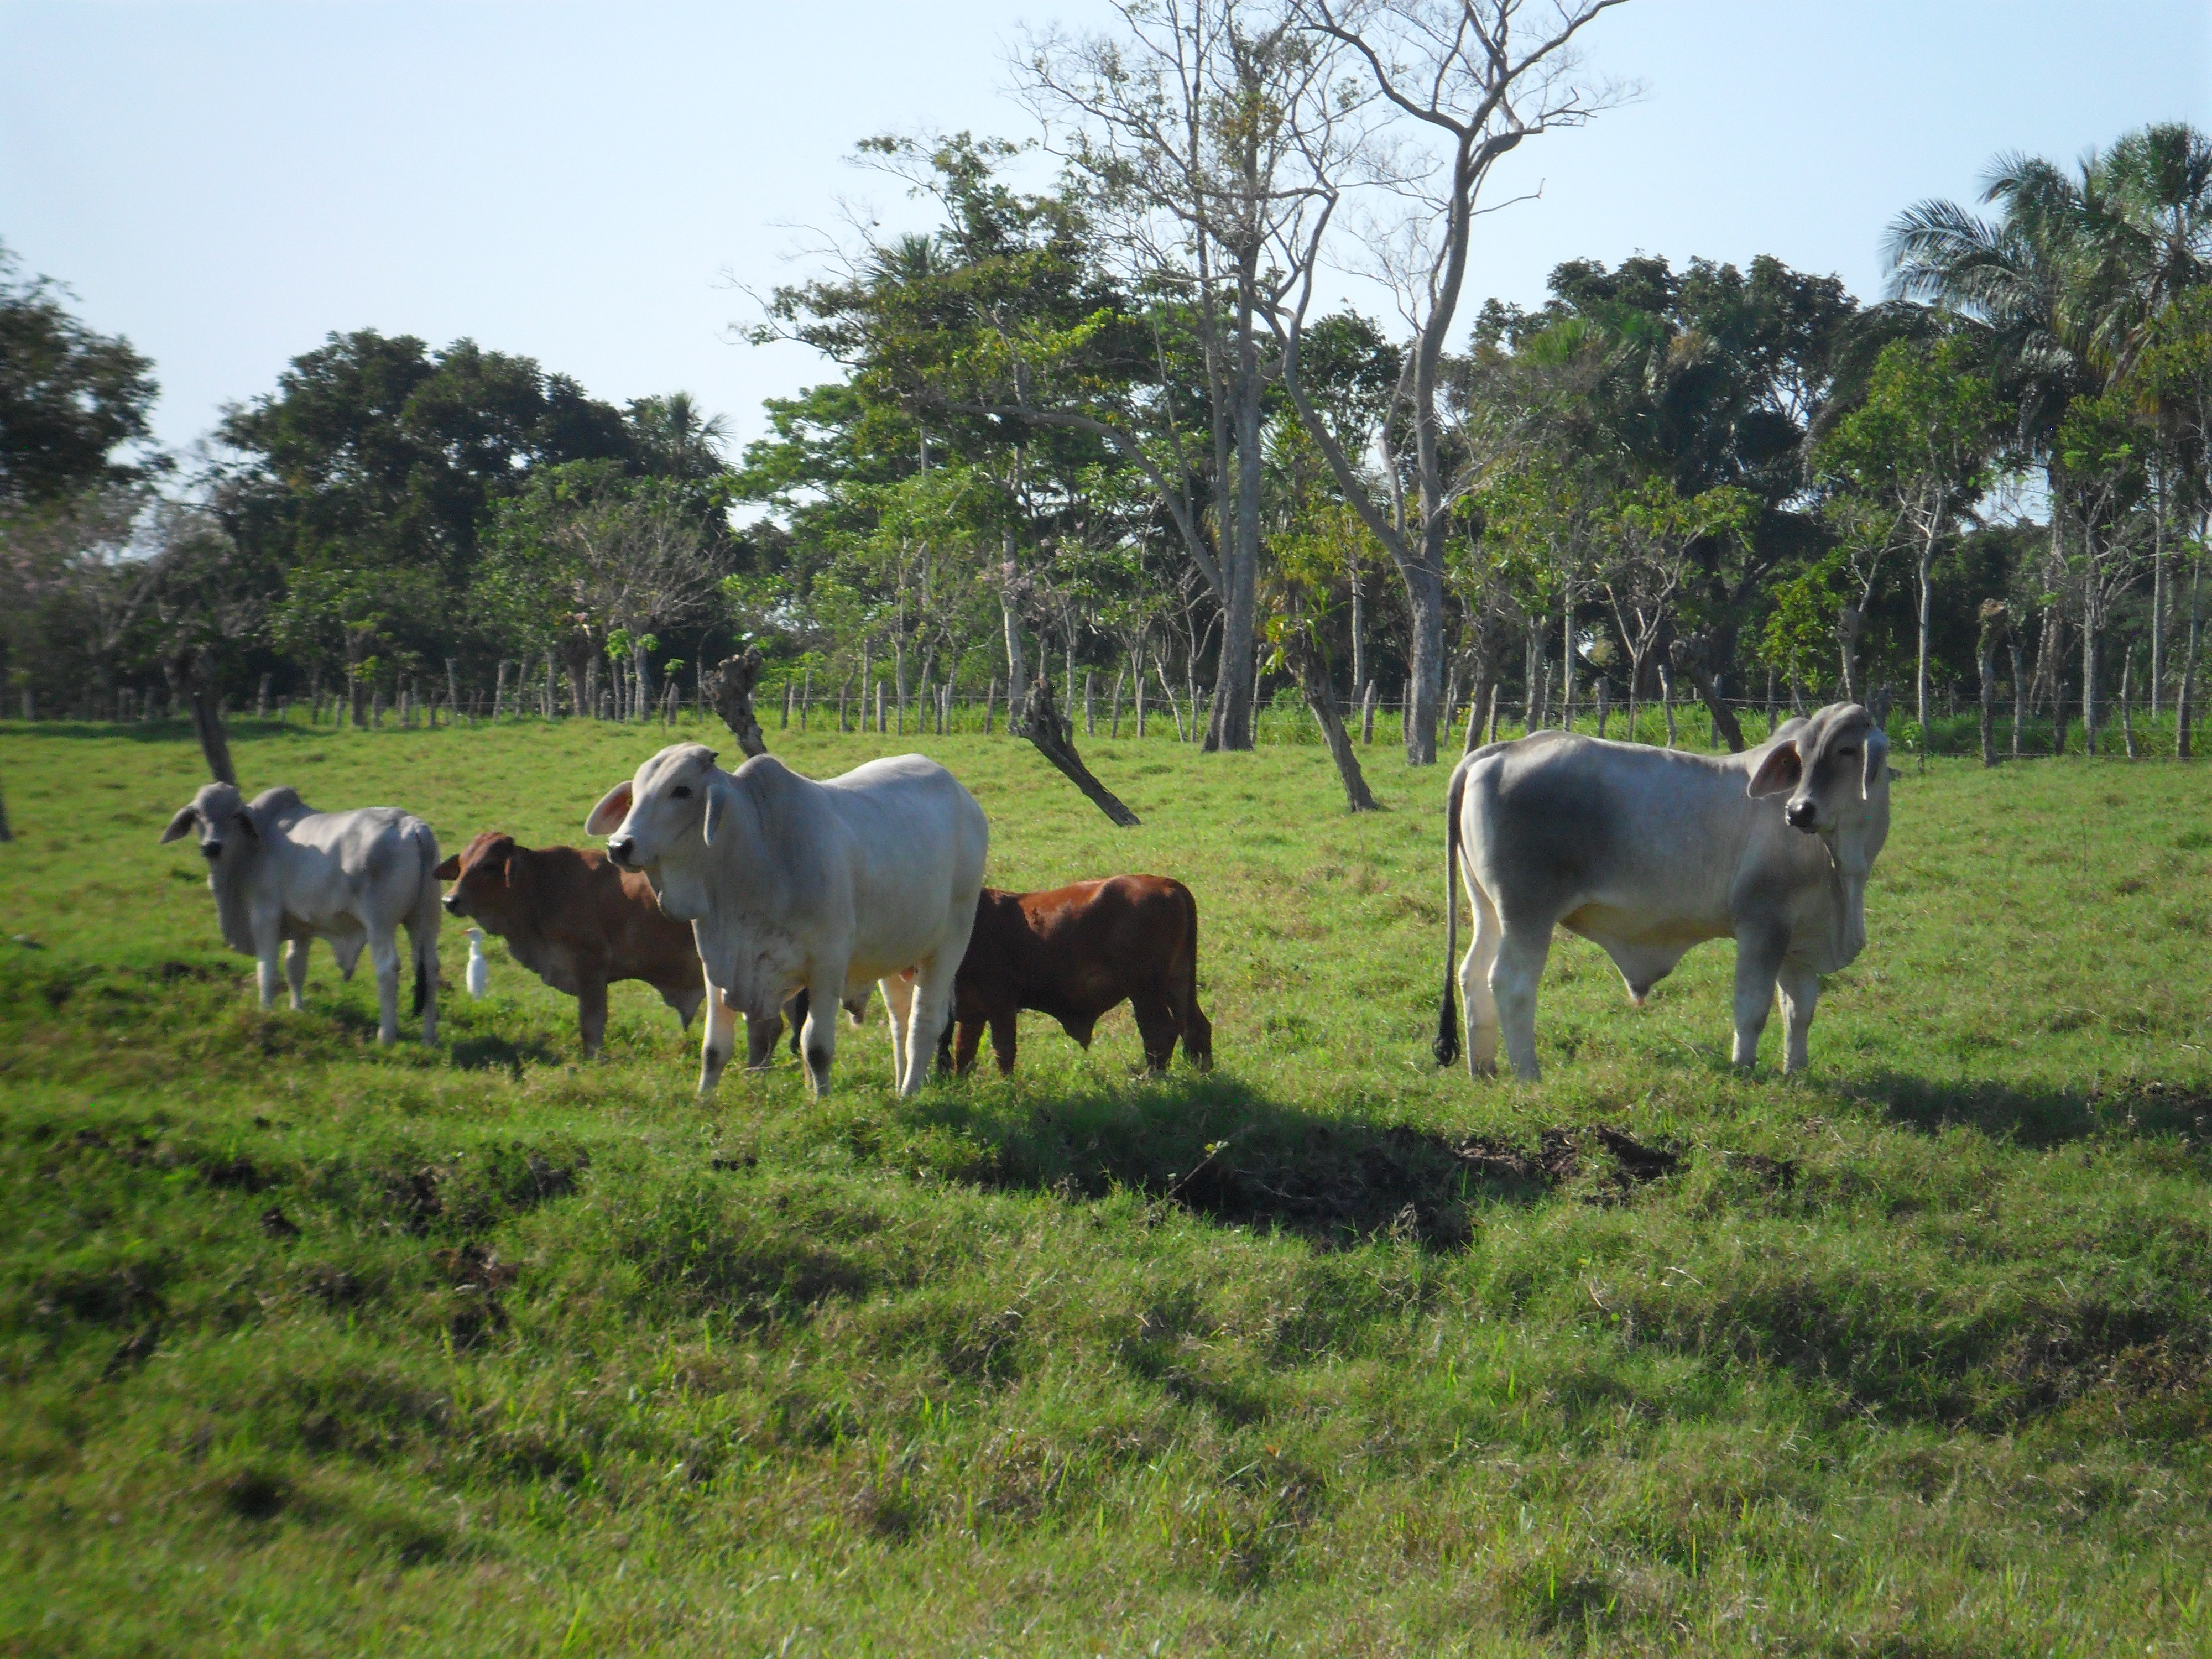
<box><xmin>2</xmin><ymin>715</ymin><xmax>2210</xmax><ymax>1655</ymax></box>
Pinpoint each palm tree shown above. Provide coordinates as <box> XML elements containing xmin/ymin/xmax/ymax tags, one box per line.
<box><xmin>1887</xmin><ymin>155</ymin><xmax>2092</xmax><ymax>739</ymax></box>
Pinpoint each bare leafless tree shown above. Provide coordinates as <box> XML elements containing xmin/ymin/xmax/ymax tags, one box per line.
<box><xmin>1274</xmin><ymin>0</ymin><xmax>1635</xmax><ymax>762</ymax></box>
<box><xmin>1013</xmin><ymin>0</ymin><xmax>1370</xmax><ymax>749</ymax></box>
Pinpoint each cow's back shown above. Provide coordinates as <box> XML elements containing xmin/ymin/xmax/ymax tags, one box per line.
<box><xmin>1463</xmin><ymin>735</ymin><xmax>1762</xmax><ymax>935</ymax></box>
<box><xmin>264</xmin><ymin>803</ymin><xmax>439</xmax><ymax>930</ymax></box>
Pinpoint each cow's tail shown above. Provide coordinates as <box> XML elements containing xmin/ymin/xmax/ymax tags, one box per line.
<box><xmin>411</xmin><ymin>823</ymin><xmax>441</xmax><ymax>1018</ymax></box>
<box><xmin>1434</xmin><ymin>756</ymin><xmax>1472</xmax><ymax>1068</ymax></box>
<box><xmin>1176</xmin><ymin>882</ymin><xmax>1213</xmax><ymax>1070</ymax></box>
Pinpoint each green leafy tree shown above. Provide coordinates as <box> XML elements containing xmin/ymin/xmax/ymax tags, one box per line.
<box><xmin>1817</xmin><ymin>336</ymin><xmax>2002</xmax><ymax>738</ymax></box>
<box><xmin>0</xmin><ymin>242</ymin><xmax>161</xmax><ymax>505</ymax></box>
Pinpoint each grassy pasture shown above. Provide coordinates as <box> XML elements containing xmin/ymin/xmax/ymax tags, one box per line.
<box><xmin>2</xmin><ymin>713</ymin><xmax>2210</xmax><ymax>1657</ymax></box>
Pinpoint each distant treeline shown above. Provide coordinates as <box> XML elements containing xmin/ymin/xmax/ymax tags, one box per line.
<box><xmin>4</xmin><ymin>39</ymin><xmax>2209</xmax><ymax>781</ymax></box>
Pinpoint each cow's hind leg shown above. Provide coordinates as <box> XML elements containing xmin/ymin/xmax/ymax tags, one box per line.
<box><xmin>1130</xmin><ymin>993</ymin><xmax>1179</xmax><ymax>1073</ymax></box>
<box><xmin>1461</xmin><ymin>878</ymin><xmax>1506</xmax><ymax>1078</ymax></box>
<box><xmin>1776</xmin><ymin>962</ymin><xmax>1821</xmax><ymax>1076</ymax></box>
<box><xmin>284</xmin><ymin>937</ymin><xmax>310</xmax><ymax>1010</ymax></box>
<box><xmin>368</xmin><ymin>926</ymin><xmax>403</xmax><ymax>1045</ymax></box>
<box><xmin>698</xmin><ymin>982</ymin><xmax>740</xmax><ymax>1095</ymax></box>
<box><xmin>902</xmin><ymin>960</ymin><xmax>956</xmax><ymax>1097</ymax></box>
<box><xmin>1489</xmin><ymin>919</ymin><xmax>1552</xmax><ymax>1083</ymax></box>
<box><xmin>1730</xmin><ymin>928</ymin><xmax>1787</xmax><ymax>1070</ymax></box>
<box><xmin>879</xmin><ymin>972</ymin><xmax>918</xmax><ymax>1094</ymax></box>
<box><xmin>410</xmin><ymin>905</ymin><xmax>439</xmax><ymax>1045</ymax></box>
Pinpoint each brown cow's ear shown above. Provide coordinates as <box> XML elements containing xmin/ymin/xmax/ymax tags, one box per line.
<box><xmin>585</xmin><ymin>781</ymin><xmax>633</xmax><ymax>836</ymax></box>
<box><xmin>1746</xmin><ymin>741</ymin><xmax>1802</xmax><ymax>799</ymax></box>
<box><xmin>434</xmin><ymin>853</ymin><xmax>461</xmax><ymax>880</ymax></box>
<box><xmin>501</xmin><ymin>851</ymin><xmax>523</xmax><ymax>888</ymax></box>
<box><xmin>159</xmin><ymin>807</ymin><xmax>197</xmax><ymax>844</ymax></box>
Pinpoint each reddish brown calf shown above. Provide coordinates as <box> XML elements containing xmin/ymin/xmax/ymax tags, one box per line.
<box><xmin>438</xmin><ymin>832</ymin><xmax>719</xmax><ymax>1058</ymax></box>
<box><xmin>937</xmin><ymin>875</ymin><xmax>1213</xmax><ymax>1077</ymax></box>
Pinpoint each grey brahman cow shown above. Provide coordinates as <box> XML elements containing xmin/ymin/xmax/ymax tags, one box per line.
<box><xmin>161</xmin><ymin>782</ymin><xmax>442</xmax><ymax>1044</ymax></box>
<box><xmin>585</xmin><ymin>744</ymin><xmax>988</xmax><ymax>1099</ymax></box>
<box><xmin>1436</xmin><ymin>702</ymin><xmax>1892</xmax><ymax>1080</ymax></box>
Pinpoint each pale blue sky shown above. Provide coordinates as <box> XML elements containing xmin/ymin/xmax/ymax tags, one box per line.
<box><xmin>3</xmin><ymin>1</ymin><xmax>2207</xmax><ymax>460</ymax></box>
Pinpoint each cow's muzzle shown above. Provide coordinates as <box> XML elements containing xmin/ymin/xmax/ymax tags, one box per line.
<box><xmin>441</xmin><ymin>894</ymin><xmax>468</xmax><ymax>916</ymax></box>
<box><xmin>606</xmin><ymin>836</ymin><xmax>638</xmax><ymax>869</ymax></box>
<box><xmin>201</xmin><ymin>841</ymin><xmax>223</xmax><ymax>862</ymax></box>
<box><xmin>1784</xmin><ymin>800</ymin><xmax>1820</xmax><ymax>833</ymax></box>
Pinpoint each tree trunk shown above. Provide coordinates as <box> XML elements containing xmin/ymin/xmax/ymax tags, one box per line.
<box><xmin>1402</xmin><ymin>559</ymin><xmax>1445</xmax><ymax>764</ymax></box>
<box><xmin>2080</xmin><ymin>623</ymin><xmax>2100</xmax><ymax>757</ymax></box>
<box><xmin>1360</xmin><ymin>680</ymin><xmax>1376</xmax><ymax>745</ymax></box>
<box><xmin>1285</xmin><ymin>634</ymin><xmax>1379</xmax><ymax>812</ymax></box>
<box><xmin>1672</xmin><ymin>635</ymin><xmax>1746</xmax><ymax>752</ymax></box>
<box><xmin>1349</xmin><ymin>564</ymin><xmax>1367</xmax><ymax>707</ymax></box>
<box><xmin>1976</xmin><ymin>601</ymin><xmax>2005</xmax><ymax>769</ymax></box>
<box><xmin>1017</xmin><ymin>674</ymin><xmax>1140</xmax><ymax>827</ymax></box>
<box><xmin>2121</xmin><ymin>646</ymin><xmax>2137</xmax><ymax>760</ymax></box>
<box><xmin>1000</xmin><ymin>557</ymin><xmax>1026</xmax><ymax>730</ymax></box>
<box><xmin>2008</xmin><ymin>637</ymin><xmax>2026</xmax><ymax>758</ymax></box>
<box><xmin>701</xmin><ymin>649</ymin><xmax>769</xmax><ymax>759</ymax></box>
<box><xmin>1204</xmin><ymin>548</ymin><xmax>1258</xmax><ymax>752</ymax></box>
<box><xmin>1914</xmin><ymin>521</ymin><xmax>1938</xmax><ymax>748</ymax></box>
<box><xmin>0</xmin><ymin>776</ymin><xmax>11</xmax><ymax>842</ymax></box>
<box><xmin>165</xmin><ymin>646</ymin><xmax>237</xmax><ymax>786</ymax></box>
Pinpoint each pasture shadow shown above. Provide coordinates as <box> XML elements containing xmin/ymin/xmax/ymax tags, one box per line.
<box><xmin>897</xmin><ymin>1072</ymin><xmax>1679</xmax><ymax>1250</ymax></box>
<box><xmin>448</xmin><ymin>1032</ymin><xmax>561</xmax><ymax>1074</ymax></box>
<box><xmin>1855</xmin><ymin>1070</ymin><xmax>2212</xmax><ymax>1148</ymax></box>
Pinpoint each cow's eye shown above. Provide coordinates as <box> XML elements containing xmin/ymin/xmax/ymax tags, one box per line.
<box><xmin>1837</xmin><ymin>745</ymin><xmax>1859</xmax><ymax>758</ymax></box>
<box><xmin>671</xmin><ymin>785</ymin><xmax>692</xmax><ymax>799</ymax></box>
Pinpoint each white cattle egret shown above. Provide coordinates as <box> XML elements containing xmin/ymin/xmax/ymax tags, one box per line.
<box><xmin>465</xmin><ymin>928</ymin><xmax>490</xmax><ymax>998</ymax></box>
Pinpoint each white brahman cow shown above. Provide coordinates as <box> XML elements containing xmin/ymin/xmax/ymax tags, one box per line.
<box><xmin>585</xmin><ymin>744</ymin><xmax>988</xmax><ymax>1098</ymax></box>
<box><xmin>1436</xmin><ymin>702</ymin><xmax>1892</xmax><ymax>1081</ymax></box>
<box><xmin>161</xmin><ymin>782</ymin><xmax>442</xmax><ymax>1044</ymax></box>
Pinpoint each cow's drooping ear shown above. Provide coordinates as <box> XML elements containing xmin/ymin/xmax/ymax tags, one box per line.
<box><xmin>501</xmin><ymin>850</ymin><xmax>524</xmax><ymax>888</ymax></box>
<box><xmin>159</xmin><ymin>806</ymin><xmax>197</xmax><ymax>844</ymax></box>
<box><xmin>434</xmin><ymin>853</ymin><xmax>461</xmax><ymax>880</ymax></box>
<box><xmin>1863</xmin><ymin>728</ymin><xmax>1890</xmax><ymax>800</ymax></box>
<box><xmin>702</xmin><ymin>778</ymin><xmax>730</xmax><ymax>846</ymax></box>
<box><xmin>585</xmin><ymin>781</ymin><xmax>633</xmax><ymax>837</ymax></box>
<box><xmin>1747</xmin><ymin>741</ymin><xmax>1802</xmax><ymax>799</ymax></box>
<box><xmin>234</xmin><ymin>807</ymin><xmax>260</xmax><ymax>843</ymax></box>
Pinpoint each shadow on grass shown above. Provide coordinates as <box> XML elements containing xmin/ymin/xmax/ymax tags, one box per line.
<box><xmin>894</xmin><ymin>1071</ymin><xmax>1670</xmax><ymax>1250</ymax></box>
<box><xmin>1857</xmin><ymin>1071</ymin><xmax>2212</xmax><ymax>1147</ymax></box>
<box><xmin>448</xmin><ymin>1032</ymin><xmax>560</xmax><ymax>1074</ymax></box>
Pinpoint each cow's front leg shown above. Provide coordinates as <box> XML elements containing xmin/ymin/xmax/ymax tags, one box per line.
<box><xmin>797</xmin><ymin>971</ymin><xmax>845</xmax><ymax>1097</ymax></box>
<box><xmin>284</xmin><ymin>937</ymin><xmax>311</xmax><ymax>1010</ymax></box>
<box><xmin>879</xmin><ymin>971</ymin><xmax>918</xmax><ymax>1093</ymax></box>
<box><xmin>1730</xmin><ymin>928</ymin><xmax>1787</xmax><ymax>1069</ymax></box>
<box><xmin>698</xmin><ymin>983</ymin><xmax>739</xmax><ymax>1095</ymax></box>
<box><xmin>1776</xmin><ymin>962</ymin><xmax>1821</xmax><ymax>1076</ymax></box>
<box><xmin>1489</xmin><ymin>924</ymin><xmax>1551</xmax><ymax>1082</ymax></box>
<box><xmin>988</xmin><ymin>1011</ymin><xmax>1019</xmax><ymax>1077</ymax></box>
<box><xmin>578</xmin><ymin>975</ymin><xmax>609</xmax><ymax>1059</ymax></box>
<box><xmin>368</xmin><ymin>928</ymin><xmax>403</xmax><ymax>1045</ymax></box>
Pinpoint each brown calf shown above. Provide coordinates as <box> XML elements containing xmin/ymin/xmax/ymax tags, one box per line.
<box><xmin>437</xmin><ymin>833</ymin><xmax>707</xmax><ymax>1056</ymax></box>
<box><xmin>936</xmin><ymin>875</ymin><xmax>1213</xmax><ymax>1077</ymax></box>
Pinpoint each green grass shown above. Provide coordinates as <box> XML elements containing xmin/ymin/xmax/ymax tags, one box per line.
<box><xmin>3</xmin><ymin>713</ymin><xmax>2210</xmax><ymax>1656</ymax></box>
